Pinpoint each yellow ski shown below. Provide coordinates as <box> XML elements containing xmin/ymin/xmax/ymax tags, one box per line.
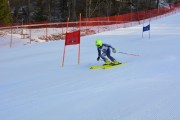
<box><xmin>102</xmin><ymin>63</ymin><xmax>126</xmax><ymax>69</ymax></box>
<box><xmin>89</xmin><ymin>63</ymin><xmax>126</xmax><ymax>70</ymax></box>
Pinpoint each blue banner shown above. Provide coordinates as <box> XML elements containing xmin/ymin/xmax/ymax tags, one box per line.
<box><xmin>143</xmin><ymin>24</ymin><xmax>150</xmax><ymax>32</ymax></box>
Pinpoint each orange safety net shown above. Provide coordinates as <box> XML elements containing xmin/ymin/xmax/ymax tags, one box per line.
<box><xmin>0</xmin><ymin>3</ymin><xmax>180</xmax><ymax>41</ymax></box>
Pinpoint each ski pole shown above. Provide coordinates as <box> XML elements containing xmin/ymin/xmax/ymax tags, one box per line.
<box><xmin>117</xmin><ymin>52</ymin><xmax>140</xmax><ymax>56</ymax></box>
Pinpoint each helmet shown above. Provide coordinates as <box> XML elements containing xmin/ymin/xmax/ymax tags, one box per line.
<box><xmin>96</xmin><ymin>39</ymin><xmax>102</xmax><ymax>47</ymax></box>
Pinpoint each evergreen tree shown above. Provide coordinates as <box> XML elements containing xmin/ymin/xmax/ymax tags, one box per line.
<box><xmin>33</xmin><ymin>0</ymin><xmax>48</xmax><ymax>22</ymax></box>
<box><xmin>6</xmin><ymin>0</ymin><xmax>180</xmax><ymax>22</ymax></box>
<box><xmin>0</xmin><ymin>0</ymin><xmax>11</xmax><ymax>23</ymax></box>
<box><xmin>59</xmin><ymin>0</ymin><xmax>68</xmax><ymax>21</ymax></box>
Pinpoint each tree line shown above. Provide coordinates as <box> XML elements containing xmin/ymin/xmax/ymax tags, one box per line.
<box><xmin>0</xmin><ymin>0</ymin><xmax>180</xmax><ymax>23</ymax></box>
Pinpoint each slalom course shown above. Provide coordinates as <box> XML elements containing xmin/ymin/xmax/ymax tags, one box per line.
<box><xmin>0</xmin><ymin>6</ymin><xmax>180</xmax><ymax>120</ymax></box>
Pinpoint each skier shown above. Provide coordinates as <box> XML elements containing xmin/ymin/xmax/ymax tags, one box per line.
<box><xmin>95</xmin><ymin>39</ymin><xmax>120</xmax><ymax>65</ymax></box>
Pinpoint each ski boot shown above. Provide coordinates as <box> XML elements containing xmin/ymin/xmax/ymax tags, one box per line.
<box><xmin>113</xmin><ymin>60</ymin><xmax>120</xmax><ymax>65</ymax></box>
<box><xmin>104</xmin><ymin>60</ymin><xmax>111</xmax><ymax>65</ymax></box>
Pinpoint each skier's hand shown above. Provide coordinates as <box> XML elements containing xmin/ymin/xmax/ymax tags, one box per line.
<box><xmin>97</xmin><ymin>57</ymin><xmax>100</xmax><ymax>61</ymax></box>
<box><xmin>112</xmin><ymin>48</ymin><xmax>116</xmax><ymax>53</ymax></box>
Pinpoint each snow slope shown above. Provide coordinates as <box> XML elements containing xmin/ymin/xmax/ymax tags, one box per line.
<box><xmin>0</xmin><ymin>12</ymin><xmax>180</xmax><ymax>120</ymax></box>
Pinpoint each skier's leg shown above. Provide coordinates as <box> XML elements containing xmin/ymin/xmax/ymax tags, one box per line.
<box><xmin>106</xmin><ymin>49</ymin><xmax>119</xmax><ymax>64</ymax></box>
<box><xmin>100</xmin><ymin>54</ymin><xmax>107</xmax><ymax>61</ymax></box>
<box><xmin>100</xmin><ymin>53</ymin><xmax>111</xmax><ymax>65</ymax></box>
<box><xmin>106</xmin><ymin>49</ymin><xmax>115</xmax><ymax>62</ymax></box>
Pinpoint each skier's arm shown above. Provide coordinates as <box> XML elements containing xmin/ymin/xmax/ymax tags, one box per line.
<box><xmin>97</xmin><ymin>48</ymin><xmax>101</xmax><ymax>61</ymax></box>
<box><xmin>104</xmin><ymin>43</ymin><xmax>116</xmax><ymax>53</ymax></box>
<box><xmin>104</xmin><ymin>43</ymin><xmax>113</xmax><ymax>49</ymax></box>
<box><xmin>97</xmin><ymin>48</ymin><xmax>101</xmax><ymax>56</ymax></box>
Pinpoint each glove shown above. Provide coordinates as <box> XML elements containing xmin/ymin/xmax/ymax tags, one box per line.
<box><xmin>112</xmin><ymin>48</ymin><xmax>116</xmax><ymax>53</ymax></box>
<box><xmin>97</xmin><ymin>56</ymin><xmax>100</xmax><ymax>61</ymax></box>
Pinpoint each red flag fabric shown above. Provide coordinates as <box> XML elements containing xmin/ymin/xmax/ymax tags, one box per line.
<box><xmin>65</xmin><ymin>30</ymin><xmax>80</xmax><ymax>45</ymax></box>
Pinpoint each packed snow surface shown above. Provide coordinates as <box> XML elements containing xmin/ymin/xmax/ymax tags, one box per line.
<box><xmin>0</xmin><ymin>12</ymin><xmax>180</xmax><ymax>120</ymax></box>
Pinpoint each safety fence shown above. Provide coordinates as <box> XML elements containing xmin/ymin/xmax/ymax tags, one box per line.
<box><xmin>0</xmin><ymin>2</ymin><xmax>180</xmax><ymax>47</ymax></box>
